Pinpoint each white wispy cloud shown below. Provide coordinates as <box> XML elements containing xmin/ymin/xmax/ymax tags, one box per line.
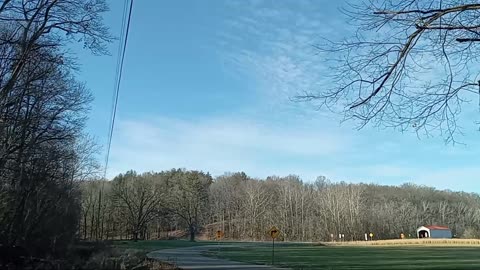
<box><xmin>104</xmin><ymin>1</ymin><xmax>480</xmax><ymax>192</ymax></box>
<box><xmin>217</xmin><ymin>0</ymin><xmax>346</xmax><ymax>113</ymax></box>
<box><xmin>107</xmin><ymin>116</ymin><xmax>480</xmax><ymax>192</ymax></box>
<box><xmin>107</xmin><ymin>116</ymin><xmax>349</xmax><ymax>179</ymax></box>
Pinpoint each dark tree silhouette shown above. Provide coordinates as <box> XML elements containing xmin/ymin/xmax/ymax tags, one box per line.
<box><xmin>0</xmin><ymin>0</ymin><xmax>110</xmax><ymax>257</ymax></box>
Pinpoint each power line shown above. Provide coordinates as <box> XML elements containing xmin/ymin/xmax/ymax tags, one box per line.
<box><xmin>104</xmin><ymin>0</ymin><xmax>134</xmax><ymax>179</ymax></box>
<box><xmin>104</xmin><ymin>0</ymin><xmax>127</xmax><ymax>177</ymax></box>
<box><xmin>108</xmin><ymin>0</ymin><xmax>129</xmax><ymax>132</ymax></box>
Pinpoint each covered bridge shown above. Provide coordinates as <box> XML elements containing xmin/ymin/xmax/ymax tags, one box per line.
<box><xmin>417</xmin><ymin>225</ymin><xmax>452</xmax><ymax>239</ymax></box>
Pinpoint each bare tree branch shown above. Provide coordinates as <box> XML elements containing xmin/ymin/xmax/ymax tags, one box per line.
<box><xmin>297</xmin><ymin>0</ymin><xmax>480</xmax><ymax>143</ymax></box>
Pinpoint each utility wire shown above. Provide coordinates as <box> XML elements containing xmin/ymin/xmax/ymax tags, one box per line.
<box><xmin>97</xmin><ymin>2</ymin><xmax>133</xmax><ymax>241</ymax></box>
<box><xmin>103</xmin><ymin>0</ymin><xmax>134</xmax><ymax>179</ymax></box>
<box><xmin>108</xmin><ymin>0</ymin><xmax>128</xmax><ymax>134</ymax></box>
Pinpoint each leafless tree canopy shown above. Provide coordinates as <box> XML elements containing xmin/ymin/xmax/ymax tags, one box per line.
<box><xmin>297</xmin><ymin>0</ymin><xmax>480</xmax><ymax>143</ymax></box>
<box><xmin>80</xmin><ymin>171</ymin><xmax>480</xmax><ymax>242</ymax></box>
<box><xmin>79</xmin><ymin>169</ymin><xmax>213</xmax><ymax>243</ymax></box>
<box><xmin>0</xmin><ymin>0</ymin><xmax>110</xmax><ymax>258</ymax></box>
<box><xmin>0</xmin><ymin>0</ymin><xmax>111</xmax><ymax>116</ymax></box>
<box><xmin>111</xmin><ymin>171</ymin><xmax>164</xmax><ymax>241</ymax></box>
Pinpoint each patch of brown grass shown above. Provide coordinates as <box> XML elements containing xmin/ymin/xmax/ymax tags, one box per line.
<box><xmin>324</xmin><ymin>238</ymin><xmax>480</xmax><ymax>246</ymax></box>
<box><xmin>147</xmin><ymin>260</ymin><xmax>181</xmax><ymax>269</ymax></box>
<box><xmin>81</xmin><ymin>247</ymin><xmax>182</xmax><ymax>270</ymax></box>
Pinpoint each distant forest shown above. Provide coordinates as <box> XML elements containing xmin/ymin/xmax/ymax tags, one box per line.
<box><xmin>81</xmin><ymin>170</ymin><xmax>480</xmax><ymax>242</ymax></box>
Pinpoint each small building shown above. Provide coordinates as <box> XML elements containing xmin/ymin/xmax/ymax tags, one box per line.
<box><xmin>417</xmin><ymin>225</ymin><xmax>452</xmax><ymax>239</ymax></box>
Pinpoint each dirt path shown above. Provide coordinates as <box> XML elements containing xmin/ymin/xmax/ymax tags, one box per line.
<box><xmin>147</xmin><ymin>245</ymin><xmax>287</xmax><ymax>270</ymax></box>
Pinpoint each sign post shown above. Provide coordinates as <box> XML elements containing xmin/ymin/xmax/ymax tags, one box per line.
<box><xmin>272</xmin><ymin>237</ymin><xmax>275</xmax><ymax>265</ymax></box>
<box><xmin>215</xmin><ymin>230</ymin><xmax>224</xmax><ymax>253</ymax></box>
<box><xmin>268</xmin><ymin>226</ymin><xmax>280</xmax><ymax>265</ymax></box>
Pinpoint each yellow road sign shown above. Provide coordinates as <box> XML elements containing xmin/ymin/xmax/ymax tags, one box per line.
<box><xmin>268</xmin><ymin>226</ymin><xmax>280</xmax><ymax>239</ymax></box>
<box><xmin>216</xmin><ymin>230</ymin><xmax>224</xmax><ymax>240</ymax></box>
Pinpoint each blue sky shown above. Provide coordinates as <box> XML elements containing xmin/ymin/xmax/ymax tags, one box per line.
<box><xmin>75</xmin><ymin>0</ymin><xmax>480</xmax><ymax>192</ymax></box>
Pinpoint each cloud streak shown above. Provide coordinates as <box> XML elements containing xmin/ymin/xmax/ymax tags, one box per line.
<box><xmin>108</xmin><ymin>116</ymin><xmax>349</xmax><ymax>179</ymax></box>
<box><xmin>108</xmin><ymin>116</ymin><xmax>480</xmax><ymax>192</ymax></box>
<box><xmin>217</xmin><ymin>0</ymin><xmax>346</xmax><ymax>113</ymax></box>
<box><xmin>104</xmin><ymin>0</ymin><xmax>480</xmax><ymax>193</ymax></box>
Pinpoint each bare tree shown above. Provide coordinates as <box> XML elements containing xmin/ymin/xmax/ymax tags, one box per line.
<box><xmin>0</xmin><ymin>0</ymin><xmax>111</xmax><ymax>257</ymax></box>
<box><xmin>0</xmin><ymin>46</ymin><xmax>95</xmax><ymax>255</ymax></box>
<box><xmin>111</xmin><ymin>171</ymin><xmax>164</xmax><ymax>241</ymax></box>
<box><xmin>80</xmin><ymin>181</ymin><xmax>97</xmax><ymax>240</ymax></box>
<box><xmin>209</xmin><ymin>172</ymin><xmax>248</xmax><ymax>239</ymax></box>
<box><xmin>243</xmin><ymin>179</ymin><xmax>272</xmax><ymax>240</ymax></box>
<box><xmin>79</xmin><ymin>169</ymin><xmax>480</xmax><ymax>242</ymax></box>
<box><xmin>0</xmin><ymin>0</ymin><xmax>111</xmax><ymax>106</ymax></box>
<box><xmin>167</xmin><ymin>169</ymin><xmax>212</xmax><ymax>242</ymax></box>
<box><xmin>297</xmin><ymin>0</ymin><xmax>480</xmax><ymax>143</ymax></box>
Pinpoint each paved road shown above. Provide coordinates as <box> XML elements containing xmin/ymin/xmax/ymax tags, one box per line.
<box><xmin>147</xmin><ymin>245</ymin><xmax>287</xmax><ymax>270</ymax></box>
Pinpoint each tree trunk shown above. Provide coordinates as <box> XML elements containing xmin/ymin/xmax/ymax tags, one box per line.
<box><xmin>133</xmin><ymin>229</ymin><xmax>138</xmax><ymax>242</ymax></box>
<box><xmin>90</xmin><ymin>204</ymin><xmax>95</xmax><ymax>240</ymax></box>
<box><xmin>83</xmin><ymin>214</ymin><xmax>87</xmax><ymax>240</ymax></box>
<box><xmin>189</xmin><ymin>224</ymin><xmax>195</xmax><ymax>242</ymax></box>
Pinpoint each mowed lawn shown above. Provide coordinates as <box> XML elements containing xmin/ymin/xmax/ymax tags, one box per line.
<box><xmin>111</xmin><ymin>239</ymin><xmax>216</xmax><ymax>251</ymax></box>
<box><xmin>208</xmin><ymin>243</ymin><xmax>480</xmax><ymax>270</ymax></box>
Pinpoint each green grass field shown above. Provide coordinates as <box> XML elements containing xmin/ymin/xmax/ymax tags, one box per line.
<box><xmin>110</xmin><ymin>240</ymin><xmax>480</xmax><ymax>269</ymax></box>
<box><xmin>111</xmin><ymin>239</ymin><xmax>216</xmax><ymax>251</ymax></box>
<box><xmin>207</xmin><ymin>243</ymin><xmax>480</xmax><ymax>270</ymax></box>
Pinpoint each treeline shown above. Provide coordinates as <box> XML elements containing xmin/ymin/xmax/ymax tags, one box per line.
<box><xmin>80</xmin><ymin>170</ymin><xmax>212</xmax><ymax>242</ymax></box>
<box><xmin>81</xmin><ymin>171</ymin><xmax>480</xmax><ymax>242</ymax></box>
